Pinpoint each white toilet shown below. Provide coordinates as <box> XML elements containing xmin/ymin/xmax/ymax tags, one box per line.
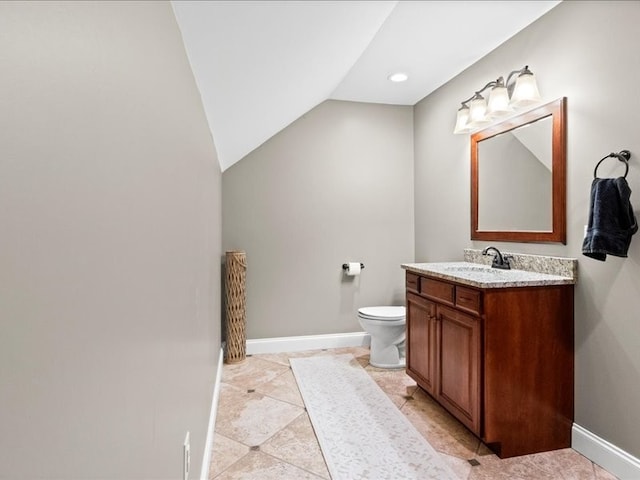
<box><xmin>358</xmin><ymin>306</ymin><xmax>406</xmax><ymax>369</ymax></box>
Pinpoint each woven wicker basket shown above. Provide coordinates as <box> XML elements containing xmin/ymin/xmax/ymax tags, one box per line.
<box><xmin>225</xmin><ymin>250</ymin><xmax>247</xmax><ymax>363</ymax></box>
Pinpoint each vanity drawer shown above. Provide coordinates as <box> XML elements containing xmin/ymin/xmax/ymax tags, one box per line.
<box><xmin>406</xmin><ymin>272</ymin><xmax>420</xmax><ymax>293</ymax></box>
<box><xmin>456</xmin><ymin>286</ymin><xmax>481</xmax><ymax>315</ymax></box>
<box><xmin>421</xmin><ymin>278</ymin><xmax>454</xmax><ymax>305</ymax></box>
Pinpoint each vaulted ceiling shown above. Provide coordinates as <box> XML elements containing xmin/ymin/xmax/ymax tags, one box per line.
<box><xmin>171</xmin><ymin>1</ymin><xmax>561</xmax><ymax>171</ymax></box>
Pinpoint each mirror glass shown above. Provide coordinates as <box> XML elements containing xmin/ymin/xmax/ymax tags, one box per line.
<box><xmin>478</xmin><ymin>116</ymin><xmax>552</xmax><ymax>231</ymax></box>
<box><xmin>471</xmin><ymin>98</ymin><xmax>566</xmax><ymax>243</ymax></box>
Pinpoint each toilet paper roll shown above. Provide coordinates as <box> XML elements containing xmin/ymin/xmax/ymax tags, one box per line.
<box><xmin>346</xmin><ymin>262</ymin><xmax>361</xmax><ymax>276</ymax></box>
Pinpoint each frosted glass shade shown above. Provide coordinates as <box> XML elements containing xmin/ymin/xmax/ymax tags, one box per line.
<box><xmin>467</xmin><ymin>95</ymin><xmax>491</xmax><ymax>130</ymax></box>
<box><xmin>469</xmin><ymin>95</ymin><xmax>487</xmax><ymax>122</ymax></box>
<box><xmin>487</xmin><ymin>85</ymin><xmax>513</xmax><ymax>118</ymax></box>
<box><xmin>453</xmin><ymin>105</ymin><xmax>471</xmax><ymax>134</ymax></box>
<box><xmin>511</xmin><ymin>72</ymin><xmax>541</xmax><ymax>107</ymax></box>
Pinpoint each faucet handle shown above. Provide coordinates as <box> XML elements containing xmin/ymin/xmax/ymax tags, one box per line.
<box><xmin>493</xmin><ymin>254</ymin><xmax>512</xmax><ymax>270</ymax></box>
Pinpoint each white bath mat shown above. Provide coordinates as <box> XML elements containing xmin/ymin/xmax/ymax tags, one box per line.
<box><xmin>290</xmin><ymin>354</ymin><xmax>458</xmax><ymax>480</ymax></box>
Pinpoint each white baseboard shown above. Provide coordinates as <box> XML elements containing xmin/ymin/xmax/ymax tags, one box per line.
<box><xmin>246</xmin><ymin>332</ymin><xmax>371</xmax><ymax>355</ymax></box>
<box><xmin>572</xmin><ymin>423</ymin><xmax>640</xmax><ymax>479</ymax></box>
<box><xmin>200</xmin><ymin>347</ymin><xmax>224</xmax><ymax>480</ymax></box>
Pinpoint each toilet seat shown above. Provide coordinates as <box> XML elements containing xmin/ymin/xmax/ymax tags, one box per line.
<box><xmin>358</xmin><ymin>306</ymin><xmax>406</xmax><ymax>321</ymax></box>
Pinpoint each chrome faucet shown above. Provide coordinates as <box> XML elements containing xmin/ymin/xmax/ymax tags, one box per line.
<box><xmin>482</xmin><ymin>246</ymin><xmax>512</xmax><ymax>270</ymax></box>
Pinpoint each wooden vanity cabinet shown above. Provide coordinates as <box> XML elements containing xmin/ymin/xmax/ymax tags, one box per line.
<box><xmin>406</xmin><ymin>276</ymin><xmax>481</xmax><ymax>435</ymax></box>
<box><xmin>406</xmin><ymin>293</ymin><xmax>438</xmax><ymax>396</ymax></box>
<box><xmin>405</xmin><ymin>271</ymin><xmax>574</xmax><ymax>459</ymax></box>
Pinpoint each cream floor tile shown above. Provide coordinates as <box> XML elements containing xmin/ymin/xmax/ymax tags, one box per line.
<box><xmin>215</xmin><ymin>382</ymin><xmax>304</xmax><ymax>446</ymax></box>
<box><xmin>441</xmin><ymin>452</ymin><xmax>473</xmax><ymax>480</ymax></box>
<box><xmin>475</xmin><ymin>442</ymin><xmax>495</xmax><ymax>457</ymax></box>
<box><xmin>331</xmin><ymin>346</ymin><xmax>371</xmax><ymax>366</ymax></box>
<box><xmin>254</xmin><ymin>346</ymin><xmax>369</xmax><ymax>368</ymax></box>
<box><xmin>222</xmin><ymin>356</ymin><xmax>289</xmax><ymax>390</ymax></box>
<box><xmin>401</xmin><ymin>387</ymin><xmax>481</xmax><ymax>459</ymax></box>
<box><xmin>208</xmin><ymin>434</ymin><xmax>250</xmax><ymax>479</ymax></box>
<box><xmin>213</xmin><ymin>450</ymin><xmax>325</xmax><ymax>480</ymax></box>
<box><xmin>255</xmin><ymin>368</ymin><xmax>304</xmax><ymax>407</ymax></box>
<box><xmin>364</xmin><ymin>365</ymin><xmax>418</xmax><ymax>408</ymax></box>
<box><xmin>213</xmin><ymin>347</ymin><xmax>620</xmax><ymax>480</ymax></box>
<box><xmin>593</xmin><ymin>463</ymin><xmax>618</xmax><ymax>480</ymax></box>
<box><xmin>252</xmin><ymin>349</ymin><xmax>329</xmax><ymax>367</ymax></box>
<box><xmin>260</xmin><ymin>412</ymin><xmax>330</xmax><ymax>479</ymax></box>
<box><xmin>467</xmin><ymin>448</ymin><xmax>608</xmax><ymax>480</ymax></box>
<box><xmin>542</xmin><ymin>448</ymin><xmax>607</xmax><ymax>479</ymax></box>
<box><xmin>595</xmin><ymin>463</ymin><xmax>619</xmax><ymax>480</ymax></box>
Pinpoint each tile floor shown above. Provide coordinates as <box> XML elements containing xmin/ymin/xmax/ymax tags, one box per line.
<box><xmin>209</xmin><ymin>347</ymin><xmax>618</xmax><ymax>480</ymax></box>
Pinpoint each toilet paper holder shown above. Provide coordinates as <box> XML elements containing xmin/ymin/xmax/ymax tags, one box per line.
<box><xmin>342</xmin><ymin>263</ymin><xmax>365</xmax><ymax>270</ymax></box>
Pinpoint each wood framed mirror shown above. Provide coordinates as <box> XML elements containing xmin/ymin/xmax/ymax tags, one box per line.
<box><xmin>471</xmin><ymin>97</ymin><xmax>566</xmax><ymax>243</ymax></box>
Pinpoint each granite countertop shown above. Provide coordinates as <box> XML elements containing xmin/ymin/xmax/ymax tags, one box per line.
<box><xmin>402</xmin><ymin>262</ymin><xmax>576</xmax><ymax>288</ymax></box>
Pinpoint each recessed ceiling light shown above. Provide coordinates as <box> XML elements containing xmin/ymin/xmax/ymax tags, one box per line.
<box><xmin>388</xmin><ymin>72</ymin><xmax>408</xmax><ymax>83</ymax></box>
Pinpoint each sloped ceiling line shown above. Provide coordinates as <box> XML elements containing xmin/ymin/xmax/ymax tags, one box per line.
<box><xmin>171</xmin><ymin>1</ymin><xmax>561</xmax><ymax>171</ymax></box>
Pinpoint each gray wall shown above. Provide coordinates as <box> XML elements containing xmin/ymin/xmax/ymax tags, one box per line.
<box><xmin>0</xmin><ymin>2</ymin><xmax>222</xmax><ymax>479</ymax></box>
<box><xmin>414</xmin><ymin>0</ymin><xmax>640</xmax><ymax>458</ymax></box>
<box><xmin>223</xmin><ymin>100</ymin><xmax>414</xmax><ymax>338</ymax></box>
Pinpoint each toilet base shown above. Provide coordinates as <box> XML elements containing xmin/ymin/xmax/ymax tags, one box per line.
<box><xmin>369</xmin><ymin>339</ymin><xmax>406</xmax><ymax>370</ymax></box>
<box><xmin>369</xmin><ymin>358</ymin><xmax>406</xmax><ymax>369</ymax></box>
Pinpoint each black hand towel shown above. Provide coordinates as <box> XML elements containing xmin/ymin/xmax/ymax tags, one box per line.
<box><xmin>582</xmin><ymin>177</ymin><xmax>638</xmax><ymax>261</ymax></box>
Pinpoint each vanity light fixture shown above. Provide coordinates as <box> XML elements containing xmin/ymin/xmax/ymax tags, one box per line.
<box><xmin>454</xmin><ymin>65</ymin><xmax>541</xmax><ymax>134</ymax></box>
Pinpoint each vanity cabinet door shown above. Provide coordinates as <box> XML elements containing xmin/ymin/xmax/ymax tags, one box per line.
<box><xmin>437</xmin><ymin>304</ymin><xmax>481</xmax><ymax>435</ymax></box>
<box><xmin>406</xmin><ymin>293</ymin><xmax>438</xmax><ymax>396</ymax></box>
